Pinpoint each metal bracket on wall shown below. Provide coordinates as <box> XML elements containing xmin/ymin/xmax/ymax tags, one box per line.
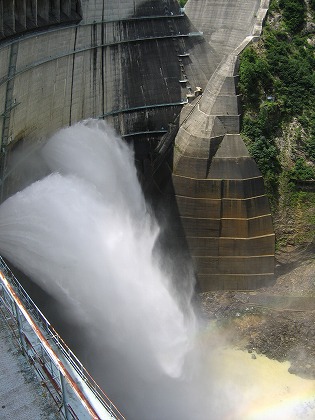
<box><xmin>0</xmin><ymin>100</ymin><xmax>20</xmax><ymax>118</ymax></box>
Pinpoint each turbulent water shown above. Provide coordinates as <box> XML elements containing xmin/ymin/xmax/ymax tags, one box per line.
<box><xmin>0</xmin><ymin>120</ymin><xmax>313</xmax><ymax>420</ymax></box>
<box><xmin>0</xmin><ymin>120</ymin><xmax>214</xmax><ymax>419</ymax></box>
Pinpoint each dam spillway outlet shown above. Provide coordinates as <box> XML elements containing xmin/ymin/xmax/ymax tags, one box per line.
<box><xmin>0</xmin><ymin>0</ymin><xmax>277</xmax><ymax>418</ymax></box>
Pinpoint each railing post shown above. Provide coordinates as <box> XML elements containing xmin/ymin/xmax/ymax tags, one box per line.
<box><xmin>0</xmin><ymin>264</ymin><xmax>125</xmax><ymax>419</ymax></box>
<box><xmin>14</xmin><ymin>301</ymin><xmax>27</xmax><ymax>354</ymax></box>
<box><xmin>59</xmin><ymin>371</ymin><xmax>70</xmax><ymax>420</ymax></box>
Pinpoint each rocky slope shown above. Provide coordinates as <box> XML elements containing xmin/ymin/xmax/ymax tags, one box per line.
<box><xmin>200</xmin><ymin>254</ymin><xmax>315</xmax><ymax>379</ymax></box>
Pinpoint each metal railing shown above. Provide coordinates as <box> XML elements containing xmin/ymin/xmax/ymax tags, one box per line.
<box><xmin>0</xmin><ymin>257</ymin><xmax>126</xmax><ymax>420</ymax></box>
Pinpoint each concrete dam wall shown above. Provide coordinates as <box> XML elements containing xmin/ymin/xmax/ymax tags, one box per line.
<box><xmin>167</xmin><ymin>0</ymin><xmax>275</xmax><ymax>290</ymax></box>
<box><xmin>0</xmin><ymin>0</ymin><xmax>216</xmax><ymax>193</ymax></box>
<box><xmin>0</xmin><ymin>0</ymin><xmax>274</xmax><ymax>291</ymax></box>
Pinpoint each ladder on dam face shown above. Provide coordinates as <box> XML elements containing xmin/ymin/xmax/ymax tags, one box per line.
<box><xmin>0</xmin><ymin>257</ymin><xmax>126</xmax><ymax>420</ymax></box>
<box><xmin>165</xmin><ymin>15</ymin><xmax>193</xmax><ymax>99</ymax></box>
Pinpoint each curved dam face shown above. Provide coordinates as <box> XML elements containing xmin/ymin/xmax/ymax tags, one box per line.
<box><xmin>156</xmin><ymin>0</ymin><xmax>275</xmax><ymax>291</ymax></box>
<box><xmin>0</xmin><ymin>0</ymin><xmax>216</xmax><ymax>195</ymax></box>
<box><xmin>0</xmin><ymin>0</ymin><xmax>274</xmax><ymax>291</ymax></box>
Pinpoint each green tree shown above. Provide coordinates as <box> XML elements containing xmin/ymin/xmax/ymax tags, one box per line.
<box><xmin>278</xmin><ymin>0</ymin><xmax>306</xmax><ymax>33</ymax></box>
<box><xmin>289</xmin><ymin>158</ymin><xmax>315</xmax><ymax>180</ymax></box>
<box><xmin>248</xmin><ymin>136</ymin><xmax>280</xmax><ymax>176</ymax></box>
<box><xmin>239</xmin><ymin>48</ymin><xmax>272</xmax><ymax>107</ymax></box>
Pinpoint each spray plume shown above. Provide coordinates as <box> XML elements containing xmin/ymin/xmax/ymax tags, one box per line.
<box><xmin>0</xmin><ymin>120</ymin><xmax>214</xmax><ymax>419</ymax></box>
<box><xmin>1</xmin><ymin>120</ymin><xmax>311</xmax><ymax>420</ymax></box>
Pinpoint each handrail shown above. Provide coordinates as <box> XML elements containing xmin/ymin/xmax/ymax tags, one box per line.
<box><xmin>0</xmin><ymin>257</ymin><xmax>126</xmax><ymax>420</ymax></box>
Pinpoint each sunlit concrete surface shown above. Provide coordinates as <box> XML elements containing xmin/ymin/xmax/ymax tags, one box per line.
<box><xmin>0</xmin><ymin>313</ymin><xmax>60</xmax><ymax>419</ymax></box>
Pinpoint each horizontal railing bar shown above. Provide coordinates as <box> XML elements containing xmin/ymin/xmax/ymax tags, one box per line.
<box><xmin>0</xmin><ymin>257</ymin><xmax>126</xmax><ymax>419</ymax></box>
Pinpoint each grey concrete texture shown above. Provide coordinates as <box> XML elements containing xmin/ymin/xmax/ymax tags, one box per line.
<box><xmin>172</xmin><ymin>174</ymin><xmax>267</xmax><ymax>199</ymax></box>
<box><xmin>208</xmin><ymin>158</ymin><xmax>262</xmax><ymax>179</ymax></box>
<box><xmin>221</xmin><ymin>195</ymin><xmax>272</xmax><ymax>219</ymax></box>
<box><xmin>185</xmin><ymin>0</ymin><xmax>270</xmax><ymax>55</ymax></box>
<box><xmin>0</xmin><ymin>312</ymin><xmax>60</xmax><ymax>419</ymax></box>
<box><xmin>0</xmin><ymin>1</ymin><xmax>82</xmax><ymax>51</ymax></box>
<box><xmin>178</xmin><ymin>214</ymin><xmax>273</xmax><ymax>238</ymax></box>
<box><xmin>0</xmin><ymin>0</ymin><xmax>222</xmax><ymax>200</ymax></box>
<box><xmin>175</xmin><ymin>195</ymin><xmax>273</xmax><ymax>220</ymax></box>
<box><xmin>215</xmin><ymin>134</ymin><xmax>250</xmax><ymax>158</ymax></box>
<box><xmin>186</xmin><ymin>235</ymin><xmax>275</xmax><ymax>257</ymax></box>
<box><xmin>185</xmin><ymin>0</ymin><xmax>260</xmax><ymax>55</ymax></box>
<box><xmin>0</xmin><ymin>0</ymin><xmax>274</xmax><ymax>293</ymax></box>
<box><xmin>171</xmin><ymin>0</ymin><xmax>274</xmax><ymax>291</ymax></box>
<box><xmin>197</xmin><ymin>273</ymin><xmax>274</xmax><ymax>291</ymax></box>
<box><xmin>193</xmin><ymin>255</ymin><xmax>275</xmax><ymax>275</ymax></box>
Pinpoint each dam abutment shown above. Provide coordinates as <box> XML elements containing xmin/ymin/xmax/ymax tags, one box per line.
<box><xmin>167</xmin><ymin>0</ymin><xmax>275</xmax><ymax>291</ymax></box>
<box><xmin>0</xmin><ymin>0</ymin><xmax>274</xmax><ymax>294</ymax></box>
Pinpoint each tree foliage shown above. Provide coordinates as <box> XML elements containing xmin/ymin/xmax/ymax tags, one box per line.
<box><xmin>289</xmin><ymin>158</ymin><xmax>315</xmax><ymax>181</ymax></box>
<box><xmin>239</xmin><ymin>49</ymin><xmax>272</xmax><ymax>108</ymax></box>
<box><xmin>239</xmin><ymin>0</ymin><xmax>315</xmax><ymax>185</ymax></box>
<box><xmin>178</xmin><ymin>0</ymin><xmax>187</xmax><ymax>7</ymax></box>
<box><xmin>278</xmin><ymin>0</ymin><xmax>306</xmax><ymax>33</ymax></box>
<box><xmin>239</xmin><ymin>0</ymin><xmax>315</xmax><ymax>246</ymax></box>
<box><xmin>239</xmin><ymin>0</ymin><xmax>315</xmax><ymax>194</ymax></box>
<box><xmin>247</xmin><ymin>136</ymin><xmax>280</xmax><ymax>177</ymax></box>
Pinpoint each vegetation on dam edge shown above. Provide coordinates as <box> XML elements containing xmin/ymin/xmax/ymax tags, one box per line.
<box><xmin>239</xmin><ymin>0</ymin><xmax>315</xmax><ymax>251</ymax></box>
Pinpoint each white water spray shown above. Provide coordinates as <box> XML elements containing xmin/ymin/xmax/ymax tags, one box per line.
<box><xmin>1</xmin><ymin>121</ymin><xmax>313</xmax><ymax>420</ymax></box>
<box><xmin>0</xmin><ymin>120</ymin><xmax>205</xmax><ymax>418</ymax></box>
